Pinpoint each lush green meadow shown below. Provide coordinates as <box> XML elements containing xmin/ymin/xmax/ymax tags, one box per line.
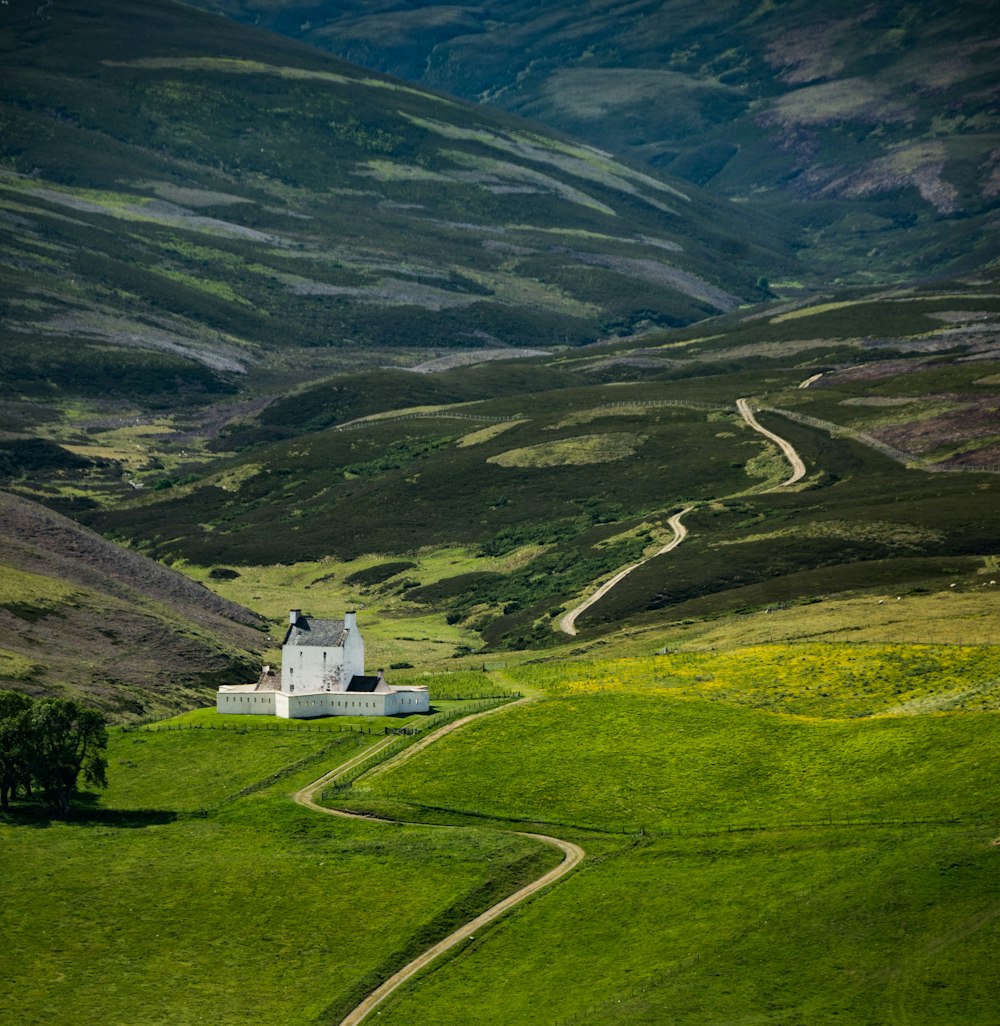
<box><xmin>0</xmin><ymin>717</ymin><xmax>558</xmax><ymax>1026</ymax></box>
<box><xmin>369</xmin><ymin>824</ymin><xmax>997</xmax><ymax>1026</ymax></box>
<box><xmin>330</xmin><ymin>644</ymin><xmax>1000</xmax><ymax>1024</ymax></box>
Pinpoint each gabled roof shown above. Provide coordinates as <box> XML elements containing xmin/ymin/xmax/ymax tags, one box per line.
<box><xmin>345</xmin><ymin>674</ymin><xmax>391</xmax><ymax>693</ymax></box>
<box><xmin>282</xmin><ymin>616</ymin><xmax>348</xmax><ymax>647</ymax></box>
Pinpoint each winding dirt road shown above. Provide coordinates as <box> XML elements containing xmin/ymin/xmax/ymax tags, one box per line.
<box><xmin>558</xmin><ymin>399</ymin><xmax>807</xmax><ymax>636</ymax></box>
<box><xmin>293</xmin><ymin>702</ymin><xmax>586</xmax><ymax>1026</ymax></box>
<box><xmin>559</xmin><ymin>505</ymin><xmax>695</xmax><ymax>636</ymax></box>
<box><xmin>736</xmin><ymin>397</ymin><xmax>806</xmax><ymax>487</ymax></box>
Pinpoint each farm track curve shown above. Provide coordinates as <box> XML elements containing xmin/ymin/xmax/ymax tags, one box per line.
<box><xmin>558</xmin><ymin>398</ymin><xmax>807</xmax><ymax>635</ymax></box>
<box><xmin>293</xmin><ymin>699</ymin><xmax>586</xmax><ymax>1026</ymax></box>
<box><xmin>736</xmin><ymin>397</ymin><xmax>807</xmax><ymax>487</ymax></box>
<box><xmin>559</xmin><ymin>505</ymin><xmax>694</xmax><ymax>636</ymax></box>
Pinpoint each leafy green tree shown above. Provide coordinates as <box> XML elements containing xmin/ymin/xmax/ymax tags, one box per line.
<box><xmin>0</xmin><ymin>691</ymin><xmax>34</xmax><ymax>811</ymax></box>
<box><xmin>26</xmin><ymin>699</ymin><xmax>108</xmax><ymax>813</ymax></box>
<box><xmin>1</xmin><ymin>696</ymin><xmax>110</xmax><ymax>813</ymax></box>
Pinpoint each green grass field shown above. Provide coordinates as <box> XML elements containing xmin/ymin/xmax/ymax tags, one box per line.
<box><xmin>326</xmin><ymin>645</ymin><xmax>1000</xmax><ymax>1024</ymax></box>
<box><xmin>2</xmin><ymin>643</ymin><xmax>997</xmax><ymax>1024</ymax></box>
<box><xmin>0</xmin><ymin>715</ymin><xmax>558</xmax><ymax>1026</ymax></box>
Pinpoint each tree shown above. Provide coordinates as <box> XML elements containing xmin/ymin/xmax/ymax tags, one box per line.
<box><xmin>0</xmin><ymin>691</ymin><xmax>34</xmax><ymax>811</ymax></box>
<box><xmin>0</xmin><ymin>693</ymin><xmax>108</xmax><ymax>813</ymax></box>
<box><xmin>26</xmin><ymin>699</ymin><xmax>108</xmax><ymax>813</ymax></box>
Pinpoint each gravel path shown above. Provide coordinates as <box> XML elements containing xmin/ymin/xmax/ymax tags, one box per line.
<box><xmin>736</xmin><ymin>397</ymin><xmax>807</xmax><ymax>487</ymax></box>
<box><xmin>559</xmin><ymin>506</ymin><xmax>694</xmax><ymax>636</ymax></box>
<box><xmin>292</xmin><ymin>700</ymin><xmax>585</xmax><ymax>1025</ymax></box>
<box><xmin>558</xmin><ymin>398</ymin><xmax>807</xmax><ymax>635</ymax></box>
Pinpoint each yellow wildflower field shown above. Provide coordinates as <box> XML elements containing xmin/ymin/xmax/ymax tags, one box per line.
<box><xmin>535</xmin><ymin>642</ymin><xmax>1000</xmax><ymax>718</ymax></box>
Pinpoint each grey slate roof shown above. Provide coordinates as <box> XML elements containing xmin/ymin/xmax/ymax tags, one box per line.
<box><xmin>346</xmin><ymin>675</ymin><xmax>391</xmax><ymax>693</ymax></box>
<box><xmin>282</xmin><ymin>616</ymin><xmax>348</xmax><ymax>647</ymax></box>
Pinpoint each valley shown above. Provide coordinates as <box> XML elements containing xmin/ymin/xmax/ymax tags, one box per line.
<box><xmin>0</xmin><ymin>1</ymin><xmax>997</xmax><ymax>1024</ymax></box>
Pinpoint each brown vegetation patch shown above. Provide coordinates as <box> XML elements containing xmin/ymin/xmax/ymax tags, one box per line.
<box><xmin>817</xmin><ymin>145</ymin><xmax>959</xmax><ymax>214</ymax></box>
<box><xmin>764</xmin><ymin>12</ymin><xmax>875</xmax><ymax>85</ymax></box>
<box><xmin>873</xmin><ymin>401</ymin><xmax>1000</xmax><ymax>457</ymax></box>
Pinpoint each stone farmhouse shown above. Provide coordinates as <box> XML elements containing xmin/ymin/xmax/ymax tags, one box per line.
<box><xmin>217</xmin><ymin>610</ymin><xmax>430</xmax><ymax>719</ymax></box>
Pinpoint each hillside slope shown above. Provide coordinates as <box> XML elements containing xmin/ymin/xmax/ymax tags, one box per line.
<box><xmin>0</xmin><ymin>0</ymin><xmax>794</xmax><ymax>432</ymax></box>
<box><xmin>201</xmin><ymin>0</ymin><xmax>1000</xmax><ymax>281</ymax></box>
<box><xmin>87</xmin><ymin>276</ymin><xmax>1000</xmax><ymax>651</ymax></box>
<box><xmin>0</xmin><ymin>490</ymin><xmax>265</xmax><ymax>716</ymax></box>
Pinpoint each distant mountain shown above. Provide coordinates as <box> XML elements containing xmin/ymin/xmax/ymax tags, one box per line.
<box><xmin>0</xmin><ymin>490</ymin><xmax>265</xmax><ymax>717</ymax></box>
<box><xmin>0</xmin><ymin>0</ymin><xmax>794</xmax><ymax>427</ymax></box>
<box><xmin>195</xmin><ymin>0</ymin><xmax>1000</xmax><ymax>281</ymax></box>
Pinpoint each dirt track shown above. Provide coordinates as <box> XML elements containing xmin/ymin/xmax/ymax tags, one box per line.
<box><xmin>559</xmin><ymin>506</ymin><xmax>694</xmax><ymax>636</ymax></box>
<box><xmin>293</xmin><ymin>701</ymin><xmax>585</xmax><ymax>1026</ymax></box>
<box><xmin>736</xmin><ymin>397</ymin><xmax>807</xmax><ymax>487</ymax></box>
<box><xmin>557</xmin><ymin>399</ymin><xmax>807</xmax><ymax>636</ymax></box>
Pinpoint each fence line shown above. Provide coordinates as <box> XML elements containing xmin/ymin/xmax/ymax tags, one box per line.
<box><xmin>758</xmin><ymin>405</ymin><xmax>1000</xmax><ymax>474</ymax></box>
<box><xmin>123</xmin><ymin>720</ymin><xmax>379</xmax><ymax>736</ymax></box>
<box><xmin>319</xmin><ymin>695</ymin><xmax>520</xmax><ymax>801</ymax></box>
<box><xmin>335</xmin><ymin>412</ymin><xmax>526</xmax><ymax>432</ymax></box>
<box><xmin>333</xmin><ymin>398</ymin><xmax>731</xmax><ymax>434</ymax></box>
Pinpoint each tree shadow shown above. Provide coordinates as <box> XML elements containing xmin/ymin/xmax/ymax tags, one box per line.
<box><xmin>1</xmin><ymin>795</ymin><xmax>178</xmax><ymax>828</ymax></box>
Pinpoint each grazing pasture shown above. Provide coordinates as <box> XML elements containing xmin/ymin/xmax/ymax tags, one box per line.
<box><xmin>330</xmin><ymin>646</ymin><xmax>1000</xmax><ymax>1024</ymax></box>
<box><xmin>0</xmin><ymin>712</ymin><xmax>557</xmax><ymax>1026</ymax></box>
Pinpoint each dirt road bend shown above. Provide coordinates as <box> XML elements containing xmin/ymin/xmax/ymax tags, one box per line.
<box><xmin>292</xmin><ymin>701</ymin><xmax>586</xmax><ymax>1026</ymax></box>
<box><xmin>736</xmin><ymin>397</ymin><xmax>806</xmax><ymax>487</ymax></box>
<box><xmin>559</xmin><ymin>505</ymin><xmax>694</xmax><ymax>636</ymax></box>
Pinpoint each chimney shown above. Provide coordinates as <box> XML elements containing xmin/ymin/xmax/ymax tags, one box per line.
<box><xmin>344</xmin><ymin>610</ymin><xmax>357</xmax><ymax>631</ymax></box>
<box><xmin>289</xmin><ymin>609</ymin><xmax>301</xmax><ymax>625</ymax></box>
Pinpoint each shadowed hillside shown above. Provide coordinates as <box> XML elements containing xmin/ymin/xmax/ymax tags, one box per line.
<box><xmin>0</xmin><ymin>491</ymin><xmax>265</xmax><ymax>716</ymax></box>
<box><xmin>199</xmin><ymin>0</ymin><xmax>1000</xmax><ymax>282</ymax></box>
<box><xmin>0</xmin><ymin>0</ymin><xmax>795</xmax><ymax>434</ymax></box>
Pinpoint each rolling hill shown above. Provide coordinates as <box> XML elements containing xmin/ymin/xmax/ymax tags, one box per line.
<box><xmin>0</xmin><ymin>490</ymin><xmax>265</xmax><ymax>716</ymax></box>
<box><xmin>1</xmin><ymin>0</ymin><xmax>997</xmax><ymax>689</ymax></box>
<box><xmin>83</xmin><ymin>275</ymin><xmax>1000</xmax><ymax>653</ymax></box>
<box><xmin>0</xmin><ymin>0</ymin><xmax>794</xmax><ymax>443</ymax></box>
<box><xmin>195</xmin><ymin>0</ymin><xmax>1000</xmax><ymax>282</ymax></box>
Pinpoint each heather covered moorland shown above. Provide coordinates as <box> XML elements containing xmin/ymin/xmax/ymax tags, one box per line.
<box><xmin>1</xmin><ymin>1</ymin><xmax>998</xmax><ymax>1025</ymax></box>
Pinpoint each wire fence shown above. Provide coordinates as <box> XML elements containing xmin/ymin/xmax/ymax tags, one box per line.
<box><xmin>121</xmin><ymin>720</ymin><xmax>381</xmax><ymax>736</ymax></box>
<box><xmin>333</xmin><ymin>397</ymin><xmax>732</xmax><ymax>434</ymax></box>
<box><xmin>758</xmin><ymin>404</ymin><xmax>1000</xmax><ymax>474</ymax></box>
<box><xmin>185</xmin><ymin>733</ymin><xmax>373</xmax><ymax>818</ymax></box>
<box><xmin>335</xmin><ymin>412</ymin><xmax>526</xmax><ymax>432</ymax></box>
<box><xmin>319</xmin><ymin>695</ymin><xmax>520</xmax><ymax>800</ymax></box>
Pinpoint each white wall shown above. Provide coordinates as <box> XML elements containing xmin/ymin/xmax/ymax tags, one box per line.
<box><xmin>278</xmin><ymin>691</ymin><xmax>390</xmax><ymax>719</ymax></box>
<box><xmin>216</xmin><ymin>692</ymin><xmax>276</xmax><ymax>715</ymax></box>
<box><xmin>280</xmin><ymin>621</ymin><xmax>365</xmax><ymax>693</ymax></box>
<box><xmin>218</xmin><ymin>683</ymin><xmax>429</xmax><ymax>719</ymax></box>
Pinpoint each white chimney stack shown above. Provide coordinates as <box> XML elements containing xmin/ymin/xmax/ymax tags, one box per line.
<box><xmin>344</xmin><ymin>610</ymin><xmax>357</xmax><ymax>631</ymax></box>
<box><xmin>289</xmin><ymin>609</ymin><xmax>301</xmax><ymax>625</ymax></box>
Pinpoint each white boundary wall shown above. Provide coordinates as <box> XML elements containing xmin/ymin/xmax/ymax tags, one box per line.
<box><xmin>217</xmin><ymin>687</ymin><xmax>429</xmax><ymax>719</ymax></box>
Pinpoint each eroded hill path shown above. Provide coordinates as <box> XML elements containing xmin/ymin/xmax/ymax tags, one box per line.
<box><xmin>293</xmin><ymin>700</ymin><xmax>585</xmax><ymax>1026</ymax></box>
<box><xmin>558</xmin><ymin>399</ymin><xmax>807</xmax><ymax>636</ymax></box>
<box><xmin>559</xmin><ymin>506</ymin><xmax>694</xmax><ymax>636</ymax></box>
<box><xmin>736</xmin><ymin>397</ymin><xmax>807</xmax><ymax>487</ymax></box>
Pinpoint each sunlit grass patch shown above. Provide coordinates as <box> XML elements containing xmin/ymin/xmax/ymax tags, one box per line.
<box><xmin>487</xmin><ymin>432</ymin><xmax>648</xmax><ymax>468</ymax></box>
<box><xmin>456</xmin><ymin>422</ymin><xmax>520</xmax><ymax>447</ymax></box>
<box><xmin>0</xmin><ymin>564</ymin><xmax>79</xmax><ymax>605</ymax></box>
<box><xmin>543</xmin><ymin>643</ymin><xmax>1000</xmax><ymax>717</ymax></box>
<box><xmin>0</xmin><ymin>647</ymin><xmax>43</xmax><ymax>682</ymax></box>
<box><xmin>770</xmin><ymin>299</ymin><xmax>867</xmax><ymax>323</ymax></box>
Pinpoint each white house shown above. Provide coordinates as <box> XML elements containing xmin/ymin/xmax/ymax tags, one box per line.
<box><xmin>217</xmin><ymin>610</ymin><xmax>430</xmax><ymax>719</ymax></box>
